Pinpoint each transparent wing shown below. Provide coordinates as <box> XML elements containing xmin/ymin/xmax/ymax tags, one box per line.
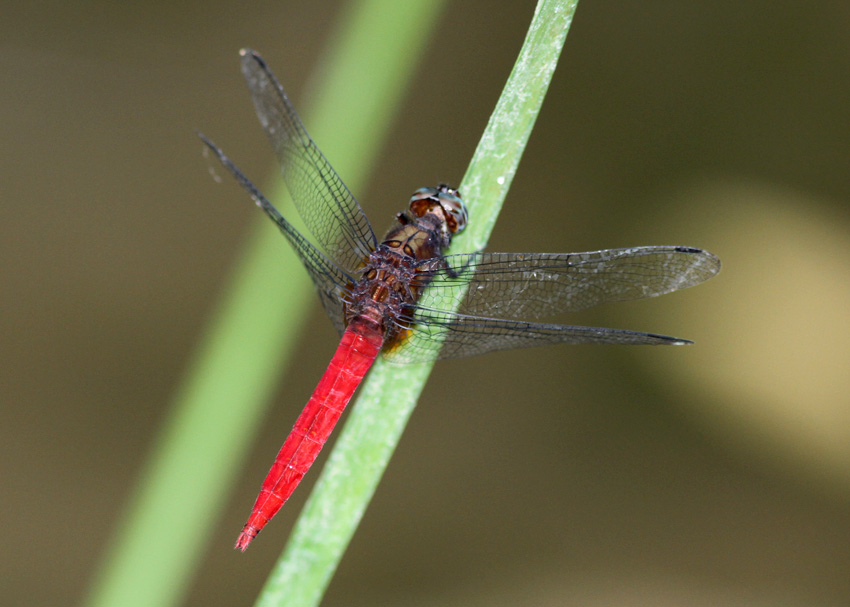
<box><xmin>239</xmin><ymin>48</ymin><xmax>377</xmax><ymax>275</ymax></box>
<box><xmin>384</xmin><ymin>307</ymin><xmax>690</xmax><ymax>364</ymax></box>
<box><xmin>416</xmin><ymin>246</ymin><xmax>720</xmax><ymax>320</ymax></box>
<box><xmin>200</xmin><ymin>134</ymin><xmax>351</xmax><ymax>335</ymax></box>
<box><xmin>381</xmin><ymin>245</ymin><xmax>719</xmax><ymax>363</ymax></box>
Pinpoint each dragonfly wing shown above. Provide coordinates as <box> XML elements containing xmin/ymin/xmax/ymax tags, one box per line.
<box><xmin>383</xmin><ymin>307</ymin><xmax>690</xmax><ymax>364</ymax></box>
<box><xmin>418</xmin><ymin>246</ymin><xmax>720</xmax><ymax>319</ymax></box>
<box><xmin>201</xmin><ymin>134</ymin><xmax>351</xmax><ymax>334</ymax></box>
<box><xmin>240</xmin><ymin>49</ymin><xmax>377</xmax><ymax>275</ymax></box>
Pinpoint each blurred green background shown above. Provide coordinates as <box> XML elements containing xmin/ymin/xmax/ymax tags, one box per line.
<box><xmin>3</xmin><ymin>1</ymin><xmax>849</xmax><ymax>606</ymax></box>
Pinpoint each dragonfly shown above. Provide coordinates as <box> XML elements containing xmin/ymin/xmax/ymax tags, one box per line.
<box><xmin>200</xmin><ymin>49</ymin><xmax>720</xmax><ymax>551</ymax></box>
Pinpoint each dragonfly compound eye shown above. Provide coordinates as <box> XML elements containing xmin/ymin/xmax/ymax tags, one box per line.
<box><xmin>435</xmin><ymin>186</ymin><xmax>468</xmax><ymax>234</ymax></box>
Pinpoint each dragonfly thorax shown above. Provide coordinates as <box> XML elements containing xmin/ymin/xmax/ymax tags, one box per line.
<box><xmin>344</xmin><ymin>247</ymin><xmax>420</xmax><ymax>338</ymax></box>
<box><xmin>344</xmin><ymin>186</ymin><xmax>467</xmax><ymax>341</ymax></box>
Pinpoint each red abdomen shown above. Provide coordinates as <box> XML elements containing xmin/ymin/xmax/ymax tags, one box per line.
<box><xmin>235</xmin><ymin>317</ymin><xmax>383</xmax><ymax>550</ymax></box>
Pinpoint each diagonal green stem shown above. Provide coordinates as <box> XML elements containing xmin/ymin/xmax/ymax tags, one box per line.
<box><xmin>255</xmin><ymin>1</ymin><xmax>579</xmax><ymax>606</ymax></box>
<box><xmin>81</xmin><ymin>2</ymin><xmax>448</xmax><ymax>607</ymax></box>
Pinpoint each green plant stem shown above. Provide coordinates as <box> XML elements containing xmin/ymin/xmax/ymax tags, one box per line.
<box><xmin>82</xmin><ymin>2</ymin><xmax>447</xmax><ymax>607</ymax></box>
<box><xmin>255</xmin><ymin>1</ymin><xmax>579</xmax><ymax>606</ymax></box>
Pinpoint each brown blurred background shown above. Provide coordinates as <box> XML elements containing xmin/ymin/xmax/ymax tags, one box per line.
<box><xmin>3</xmin><ymin>1</ymin><xmax>849</xmax><ymax>606</ymax></box>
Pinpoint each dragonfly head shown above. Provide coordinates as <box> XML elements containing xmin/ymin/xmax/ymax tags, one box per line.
<box><xmin>408</xmin><ymin>185</ymin><xmax>468</xmax><ymax>238</ymax></box>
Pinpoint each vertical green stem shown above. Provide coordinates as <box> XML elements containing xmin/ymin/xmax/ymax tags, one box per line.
<box><xmin>255</xmin><ymin>1</ymin><xmax>579</xmax><ymax>606</ymax></box>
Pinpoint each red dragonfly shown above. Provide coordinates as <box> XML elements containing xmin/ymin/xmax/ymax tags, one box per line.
<box><xmin>201</xmin><ymin>49</ymin><xmax>720</xmax><ymax>551</ymax></box>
